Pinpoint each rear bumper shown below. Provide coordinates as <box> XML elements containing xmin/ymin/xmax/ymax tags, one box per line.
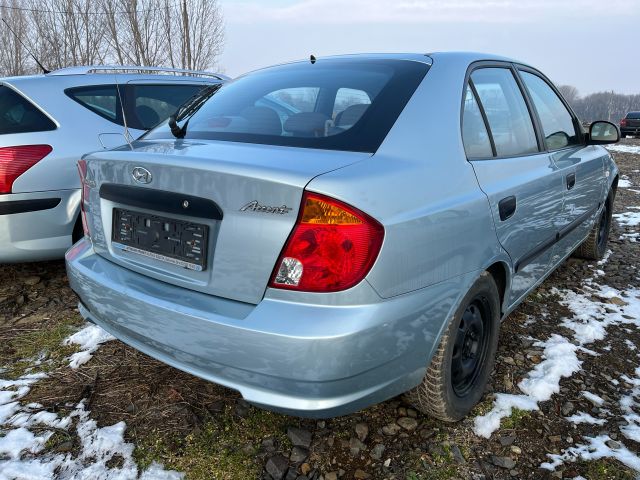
<box><xmin>0</xmin><ymin>189</ymin><xmax>81</xmax><ymax>263</ymax></box>
<box><xmin>66</xmin><ymin>238</ymin><xmax>476</xmax><ymax>417</ymax></box>
<box><xmin>621</xmin><ymin>127</ymin><xmax>640</xmax><ymax>135</ymax></box>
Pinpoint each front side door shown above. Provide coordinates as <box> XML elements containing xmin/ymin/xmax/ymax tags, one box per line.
<box><xmin>517</xmin><ymin>69</ymin><xmax>606</xmax><ymax>263</ymax></box>
<box><xmin>462</xmin><ymin>65</ymin><xmax>565</xmax><ymax>307</ymax></box>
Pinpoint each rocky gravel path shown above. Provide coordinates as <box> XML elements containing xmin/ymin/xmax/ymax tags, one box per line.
<box><xmin>1</xmin><ymin>139</ymin><xmax>639</xmax><ymax>480</ymax></box>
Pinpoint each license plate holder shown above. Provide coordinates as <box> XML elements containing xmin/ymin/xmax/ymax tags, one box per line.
<box><xmin>112</xmin><ymin>208</ymin><xmax>208</xmax><ymax>271</ymax></box>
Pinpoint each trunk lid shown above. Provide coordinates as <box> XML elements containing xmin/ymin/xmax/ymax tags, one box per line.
<box><xmin>84</xmin><ymin>139</ymin><xmax>368</xmax><ymax>304</ymax></box>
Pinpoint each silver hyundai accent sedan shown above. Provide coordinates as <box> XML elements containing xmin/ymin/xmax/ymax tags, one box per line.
<box><xmin>66</xmin><ymin>52</ymin><xmax>620</xmax><ymax>420</ymax></box>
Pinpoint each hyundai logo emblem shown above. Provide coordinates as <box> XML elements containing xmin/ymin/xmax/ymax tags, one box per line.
<box><xmin>132</xmin><ymin>167</ymin><xmax>152</xmax><ymax>184</ymax></box>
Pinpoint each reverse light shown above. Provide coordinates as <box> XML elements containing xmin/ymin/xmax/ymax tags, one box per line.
<box><xmin>270</xmin><ymin>192</ymin><xmax>384</xmax><ymax>292</ymax></box>
<box><xmin>0</xmin><ymin>145</ymin><xmax>52</xmax><ymax>194</ymax></box>
<box><xmin>77</xmin><ymin>159</ymin><xmax>90</xmax><ymax>238</ymax></box>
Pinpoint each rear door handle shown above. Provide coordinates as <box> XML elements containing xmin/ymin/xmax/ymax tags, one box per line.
<box><xmin>498</xmin><ymin>196</ymin><xmax>517</xmax><ymax>221</ymax></box>
<box><xmin>566</xmin><ymin>173</ymin><xmax>576</xmax><ymax>190</ymax></box>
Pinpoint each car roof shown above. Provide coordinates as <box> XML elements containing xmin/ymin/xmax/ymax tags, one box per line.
<box><xmin>241</xmin><ymin>51</ymin><xmax>533</xmax><ymax>76</ymax></box>
<box><xmin>0</xmin><ymin>65</ymin><xmax>228</xmax><ymax>86</ymax></box>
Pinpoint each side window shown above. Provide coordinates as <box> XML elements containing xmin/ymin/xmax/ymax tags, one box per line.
<box><xmin>519</xmin><ymin>71</ymin><xmax>580</xmax><ymax>150</ymax></box>
<box><xmin>66</xmin><ymin>85</ymin><xmax>119</xmax><ymax>123</ymax></box>
<box><xmin>129</xmin><ymin>84</ymin><xmax>206</xmax><ymax>130</ymax></box>
<box><xmin>462</xmin><ymin>85</ymin><xmax>493</xmax><ymax>158</ymax></box>
<box><xmin>0</xmin><ymin>85</ymin><xmax>56</xmax><ymax>134</ymax></box>
<box><xmin>471</xmin><ymin>68</ymin><xmax>539</xmax><ymax>157</ymax></box>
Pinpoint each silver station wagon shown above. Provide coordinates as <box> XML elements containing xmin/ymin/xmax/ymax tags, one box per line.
<box><xmin>0</xmin><ymin>66</ymin><xmax>226</xmax><ymax>263</ymax></box>
<box><xmin>66</xmin><ymin>52</ymin><xmax>620</xmax><ymax>420</ymax></box>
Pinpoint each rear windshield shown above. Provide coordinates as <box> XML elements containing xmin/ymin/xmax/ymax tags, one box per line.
<box><xmin>0</xmin><ymin>85</ymin><xmax>56</xmax><ymax>134</ymax></box>
<box><xmin>144</xmin><ymin>59</ymin><xmax>430</xmax><ymax>152</ymax></box>
<box><xmin>66</xmin><ymin>83</ymin><xmax>209</xmax><ymax>130</ymax></box>
<box><xmin>626</xmin><ymin>112</ymin><xmax>640</xmax><ymax>119</ymax></box>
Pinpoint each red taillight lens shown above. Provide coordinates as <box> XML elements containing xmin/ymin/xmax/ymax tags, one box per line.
<box><xmin>621</xmin><ymin>118</ymin><xmax>627</xmax><ymax>127</ymax></box>
<box><xmin>77</xmin><ymin>159</ymin><xmax>90</xmax><ymax>238</ymax></box>
<box><xmin>0</xmin><ymin>145</ymin><xmax>52</xmax><ymax>194</ymax></box>
<box><xmin>270</xmin><ymin>192</ymin><xmax>384</xmax><ymax>292</ymax></box>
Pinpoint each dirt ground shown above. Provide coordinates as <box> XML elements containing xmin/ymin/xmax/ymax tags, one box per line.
<box><xmin>1</xmin><ymin>139</ymin><xmax>639</xmax><ymax>480</ymax></box>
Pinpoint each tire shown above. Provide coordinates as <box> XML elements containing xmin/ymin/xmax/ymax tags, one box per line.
<box><xmin>573</xmin><ymin>191</ymin><xmax>614</xmax><ymax>260</ymax></box>
<box><xmin>404</xmin><ymin>271</ymin><xmax>500</xmax><ymax>422</ymax></box>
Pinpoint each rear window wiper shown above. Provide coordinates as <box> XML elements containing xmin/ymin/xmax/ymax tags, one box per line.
<box><xmin>169</xmin><ymin>83</ymin><xmax>223</xmax><ymax>139</ymax></box>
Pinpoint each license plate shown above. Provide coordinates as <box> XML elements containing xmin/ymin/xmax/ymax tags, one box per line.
<box><xmin>112</xmin><ymin>208</ymin><xmax>208</xmax><ymax>271</ymax></box>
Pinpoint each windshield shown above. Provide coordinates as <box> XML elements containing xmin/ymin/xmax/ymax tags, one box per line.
<box><xmin>144</xmin><ymin>59</ymin><xmax>429</xmax><ymax>153</ymax></box>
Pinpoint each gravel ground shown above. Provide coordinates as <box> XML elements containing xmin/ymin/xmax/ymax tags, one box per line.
<box><xmin>1</xmin><ymin>138</ymin><xmax>639</xmax><ymax>480</ymax></box>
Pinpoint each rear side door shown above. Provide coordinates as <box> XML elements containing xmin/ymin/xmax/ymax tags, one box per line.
<box><xmin>462</xmin><ymin>64</ymin><xmax>565</xmax><ymax>307</ymax></box>
<box><xmin>516</xmin><ymin>68</ymin><xmax>606</xmax><ymax>262</ymax></box>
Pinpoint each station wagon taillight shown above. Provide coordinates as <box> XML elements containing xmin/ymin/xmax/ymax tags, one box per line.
<box><xmin>270</xmin><ymin>192</ymin><xmax>384</xmax><ymax>292</ymax></box>
<box><xmin>0</xmin><ymin>145</ymin><xmax>52</xmax><ymax>194</ymax></box>
<box><xmin>621</xmin><ymin>118</ymin><xmax>627</xmax><ymax>127</ymax></box>
<box><xmin>77</xmin><ymin>159</ymin><xmax>90</xmax><ymax>238</ymax></box>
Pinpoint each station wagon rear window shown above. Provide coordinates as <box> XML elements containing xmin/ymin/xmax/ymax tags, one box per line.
<box><xmin>144</xmin><ymin>59</ymin><xmax>430</xmax><ymax>153</ymax></box>
<box><xmin>66</xmin><ymin>84</ymin><xmax>207</xmax><ymax>130</ymax></box>
<box><xmin>0</xmin><ymin>85</ymin><xmax>56</xmax><ymax>134</ymax></box>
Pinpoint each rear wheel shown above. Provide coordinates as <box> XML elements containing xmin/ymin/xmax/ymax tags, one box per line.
<box><xmin>404</xmin><ymin>272</ymin><xmax>500</xmax><ymax>422</ymax></box>
<box><xmin>574</xmin><ymin>191</ymin><xmax>614</xmax><ymax>260</ymax></box>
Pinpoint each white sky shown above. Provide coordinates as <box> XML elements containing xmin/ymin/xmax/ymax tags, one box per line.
<box><xmin>218</xmin><ymin>0</ymin><xmax>640</xmax><ymax>95</ymax></box>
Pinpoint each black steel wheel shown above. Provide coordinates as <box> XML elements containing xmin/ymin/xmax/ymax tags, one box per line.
<box><xmin>404</xmin><ymin>271</ymin><xmax>501</xmax><ymax>422</ymax></box>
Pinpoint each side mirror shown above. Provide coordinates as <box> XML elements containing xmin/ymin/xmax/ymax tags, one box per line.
<box><xmin>588</xmin><ymin>121</ymin><xmax>620</xmax><ymax>145</ymax></box>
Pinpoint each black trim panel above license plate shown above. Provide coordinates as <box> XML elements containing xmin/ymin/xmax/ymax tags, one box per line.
<box><xmin>112</xmin><ymin>208</ymin><xmax>208</xmax><ymax>271</ymax></box>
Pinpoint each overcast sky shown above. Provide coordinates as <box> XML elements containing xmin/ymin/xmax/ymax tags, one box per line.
<box><xmin>218</xmin><ymin>0</ymin><xmax>639</xmax><ymax>96</ymax></box>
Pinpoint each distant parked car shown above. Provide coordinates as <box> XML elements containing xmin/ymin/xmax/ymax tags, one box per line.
<box><xmin>0</xmin><ymin>66</ymin><xmax>227</xmax><ymax>262</ymax></box>
<box><xmin>67</xmin><ymin>53</ymin><xmax>619</xmax><ymax>420</ymax></box>
<box><xmin>620</xmin><ymin>111</ymin><xmax>640</xmax><ymax>138</ymax></box>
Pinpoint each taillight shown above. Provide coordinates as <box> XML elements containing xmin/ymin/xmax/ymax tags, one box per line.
<box><xmin>270</xmin><ymin>192</ymin><xmax>384</xmax><ymax>292</ymax></box>
<box><xmin>621</xmin><ymin>118</ymin><xmax>627</xmax><ymax>127</ymax></box>
<box><xmin>77</xmin><ymin>159</ymin><xmax>90</xmax><ymax>238</ymax></box>
<box><xmin>0</xmin><ymin>145</ymin><xmax>52</xmax><ymax>194</ymax></box>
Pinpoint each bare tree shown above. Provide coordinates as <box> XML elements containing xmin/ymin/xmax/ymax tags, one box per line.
<box><xmin>24</xmin><ymin>0</ymin><xmax>108</xmax><ymax>70</ymax></box>
<box><xmin>560</xmin><ymin>85</ymin><xmax>640</xmax><ymax>123</ymax></box>
<box><xmin>0</xmin><ymin>1</ymin><xmax>32</xmax><ymax>76</ymax></box>
<box><xmin>558</xmin><ymin>85</ymin><xmax>580</xmax><ymax>105</ymax></box>
<box><xmin>0</xmin><ymin>0</ymin><xmax>224</xmax><ymax>76</ymax></box>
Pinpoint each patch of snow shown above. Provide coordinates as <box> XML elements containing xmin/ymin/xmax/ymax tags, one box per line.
<box><xmin>614</xmin><ymin>211</ymin><xmax>640</xmax><ymax>228</ymax></box>
<box><xmin>581</xmin><ymin>391</ymin><xmax>605</xmax><ymax>406</ymax></box>
<box><xmin>565</xmin><ymin>412</ymin><xmax>605</xmax><ymax>425</ymax></box>
<box><xmin>607</xmin><ymin>144</ymin><xmax>640</xmax><ymax>155</ymax></box>
<box><xmin>620</xmin><ymin>232</ymin><xmax>639</xmax><ymax>242</ymax></box>
<box><xmin>474</xmin><ymin>335</ymin><xmax>580</xmax><ymax>438</ymax></box>
<box><xmin>618</xmin><ymin>178</ymin><xmax>633</xmax><ymax>188</ymax></box>
<box><xmin>626</xmin><ymin>339</ymin><xmax>637</xmax><ymax>351</ymax></box>
<box><xmin>63</xmin><ymin>324</ymin><xmax>115</xmax><ymax>369</ymax></box>
<box><xmin>629</xmin><ymin>189</ymin><xmax>640</xmax><ymax>194</ymax></box>
<box><xmin>560</xmin><ymin>284</ymin><xmax>640</xmax><ymax>345</ymax></box>
<box><xmin>619</xmin><ymin>367</ymin><xmax>640</xmax><ymax>443</ymax></box>
<box><xmin>541</xmin><ymin>435</ymin><xmax>640</xmax><ymax>473</ymax></box>
<box><xmin>0</xmin><ymin>367</ymin><xmax>182</xmax><ymax>479</ymax></box>
<box><xmin>477</xmin><ymin>260</ymin><xmax>640</xmax><ymax>440</ymax></box>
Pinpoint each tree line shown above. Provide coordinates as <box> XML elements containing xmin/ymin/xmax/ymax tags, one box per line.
<box><xmin>0</xmin><ymin>0</ymin><xmax>224</xmax><ymax>76</ymax></box>
<box><xmin>558</xmin><ymin>85</ymin><xmax>640</xmax><ymax>124</ymax></box>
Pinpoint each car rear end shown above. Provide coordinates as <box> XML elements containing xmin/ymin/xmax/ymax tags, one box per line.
<box><xmin>620</xmin><ymin>111</ymin><xmax>640</xmax><ymax>137</ymax></box>
<box><xmin>1</xmin><ymin>71</ymin><xmax>223</xmax><ymax>263</ymax></box>
<box><xmin>0</xmin><ymin>78</ymin><xmax>79</xmax><ymax>262</ymax></box>
<box><xmin>65</xmin><ymin>57</ymin><xmax>461</xmax><ymax>417</ymax></box>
